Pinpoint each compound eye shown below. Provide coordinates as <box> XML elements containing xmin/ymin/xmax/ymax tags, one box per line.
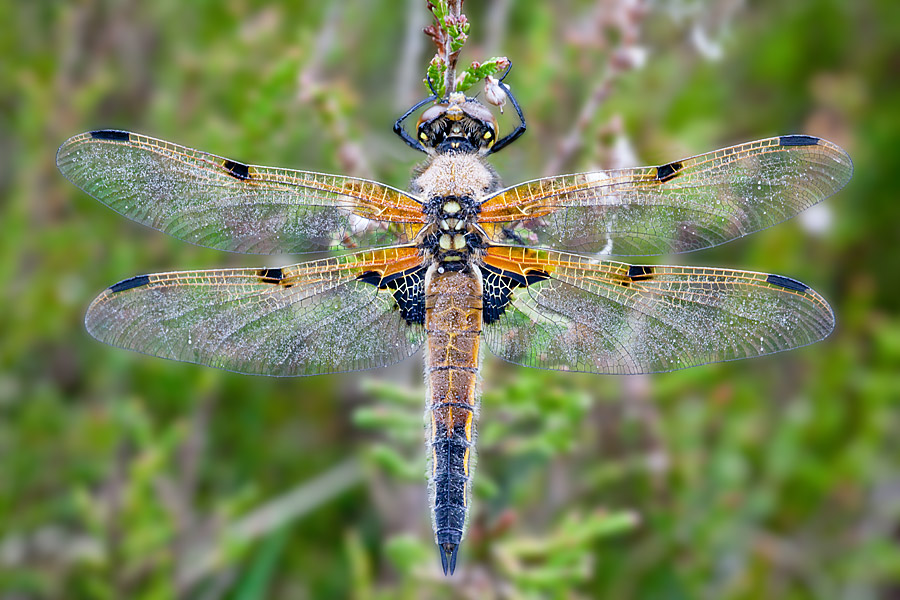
<box><xmin>481</xmin><ymin>126</ymin><xmax>495</xmax><ymax>146</ymax></box>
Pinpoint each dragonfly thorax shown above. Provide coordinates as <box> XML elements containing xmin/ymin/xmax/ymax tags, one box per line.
<box><xmin>411</xmin><ymin>153</ymin><xmax>497</xmax><ymax>272</ymax></box>
<box><xmin>423</xmin><ymin>194</ymin><xmax>480</xmax><ymax>225</ymax></box>
<box><xmin>418</xmin><ymin>191</ymin><xmax>488</xmax><ymax>269</ymax></box>
<box><xmin>411</xmin><ymin>153</ymin><xmax>501</xmax><ymax>202</ymax></box>
<box><xmin>420</xmin><ymin>224</ymin><xmax>485</xmax><ymax>271</ymax></box>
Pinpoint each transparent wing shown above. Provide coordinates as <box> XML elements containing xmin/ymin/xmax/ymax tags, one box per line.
<box><xmin>85</xmin><ymin>247</ymin><xmax>427</xmax><ymax>376</ymax></box>
<box><xmin>57</xmin><ymin>130</ymin><xmax>426</xmax><ymax>254</ymax></box>
<box><xmin>481</xmin><ymin>247</ymin><xmax>834</xmax><ymax>375</ymax></box>
<box><xmin>479</xmin><ymin>136</ymin><xmax>852</xmax><ymax>255</ymax></box>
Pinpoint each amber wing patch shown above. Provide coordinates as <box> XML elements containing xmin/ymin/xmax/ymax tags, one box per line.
<box><xmin>88</xmin><ymin>247</ymin><xmax>426</xmax><ymax>376</ymax></box>
<box><xmin>57</xmin><ymin>130</ymin><xmax>427</xmax><ymax>254</ymax></box>
<box><xmin>481</xmin><ymin>248</ymin><xmax>834</xmax><ymax>375</ymax></box>
<box><xmin>477</xmin><ymin>136</ymin><xmax>852</xmax><ymax>255</ymax></box>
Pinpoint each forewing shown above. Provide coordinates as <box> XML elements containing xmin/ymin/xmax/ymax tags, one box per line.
<box><xmin>85</xmin><ymin>248</ymin><xmax>427</xmax><ymax>376</ymax></box>
<box><xmin>57</xmin><ymin>130</ymin><xmax>425</xmax><ymax>254</ymax></box>
<box><xmin>481</xmin><ymin>247</ymin><xmax>834</xmax><ymax>375</ymax></box>
<box><xmin>479</xmin><ymin>136</ymin><xmax>852</xmax><ymax>255</ymax></box>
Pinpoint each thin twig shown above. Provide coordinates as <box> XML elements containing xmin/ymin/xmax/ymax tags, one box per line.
<box><xmin>295</xmin><ymin>4</ymin><xmax>372</xmax><ymax>178</ymax></box>
<box><xmin>485</xmin><ymin>0</ymin><xmax>512</xmax><ymax>56</ymax></box>
<box><xmin>107</xmin><ymin>442</ymin><xmax>129</xmax><ymax>598</ymax></box>
<box><xmin>544</xmin><ymin>72</ymin><xmax>616</xmax><ymax>176</ymax></box>
<box><xmin>543</xmin><ymin>0</ymin><xmax>648</xmax><ymax>176</ymax></box>
<box><xmin>181</xmin><ymin>459</ymin><xmax>362</xmax><ymax>588</ymax></box>
<box><xmin>397</xmin><ymin>0</ymin><xmax>429</xmax><ymax>107</ymax></box>
<box><xmin>159</xmin><ymin>394</ymin><xmax>215</xmax><ymax>598</ymax></box>
<box><xmin>444</xmin><ymin>0</ymin><xmax>463</xmax><ymax>94</ymax></box>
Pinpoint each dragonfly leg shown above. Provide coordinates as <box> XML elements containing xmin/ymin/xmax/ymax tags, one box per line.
<box><xmin>393</xmin><ymin>94</ymin><xmax>438</xmax><ymax>153</ymax></box>
<box><xmin>486</xmin><ymin>63</ymin><xmax>526</xmax><ymax>155</ymax></box>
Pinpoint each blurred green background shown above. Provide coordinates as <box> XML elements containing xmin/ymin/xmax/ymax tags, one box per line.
<box><xmin>2</xmin><ymin>0</ymin><xmax>899</xmax><ymax>598</ymax></box>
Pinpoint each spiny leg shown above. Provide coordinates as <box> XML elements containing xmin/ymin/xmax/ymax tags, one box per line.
<box><xmin>486</xmin><ymin>63</ymin><xmax>526</xmax><ymax>155</ymax></box>
<box><xmin>393</xmin><ymin>93</ymin><xmax>437</xmax><ymax>153</ymax></box>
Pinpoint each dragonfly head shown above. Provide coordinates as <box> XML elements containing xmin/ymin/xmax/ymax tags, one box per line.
<box><xmin>417</xmin><ymin>93</ymin><xmax>498</xmax><ymax>155</ymax></box>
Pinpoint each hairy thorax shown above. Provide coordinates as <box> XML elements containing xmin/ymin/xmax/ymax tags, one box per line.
<box><xmin>411</xmin><ymin>153</ymin><xmax>501</xmax><ymax>201</ymax></box>
<box><xmin>412</xmin><ymin>153</ymin><xmax>501</xmax><ymax>270</ymax></box>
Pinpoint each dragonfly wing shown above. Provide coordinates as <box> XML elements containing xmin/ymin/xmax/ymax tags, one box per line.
<box><xmin>57</xmin><ymin>130</ymin><xmax>425</xmax><ymax>254</ymax></box>
<box><xmin>481</xmin><ymin>247</ymin><xmax>834</xmax><ymax>375</ymax></box>
<box><xmin>85</xmin><ymin>248</ymin><xmax>427</xmax><ymax>376</ymax></box>
<box><xmin>479</xmin><ymin>136</ymin><xmax>852</xmax><ymax>255</ymax></box>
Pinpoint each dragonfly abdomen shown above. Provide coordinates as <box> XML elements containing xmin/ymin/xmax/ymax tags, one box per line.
<box><xmin>424</xmin><ymin>266</ymin><xmax>483</xmax><ymax>575</ymax></box>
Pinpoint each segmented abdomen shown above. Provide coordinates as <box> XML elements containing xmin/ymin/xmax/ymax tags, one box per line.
<box><xmin>424</xmin><ymin>266</ymin><xmax>483</xmax><ymax>558</ymax></box>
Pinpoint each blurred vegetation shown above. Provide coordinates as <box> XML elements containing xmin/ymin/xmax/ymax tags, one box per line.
<box><xmin>1</xmin><ymin>0</ymin><xmax>899</xmax><ymax>598</ymax></box>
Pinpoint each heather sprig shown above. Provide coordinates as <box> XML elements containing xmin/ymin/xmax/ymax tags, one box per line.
<box><xmin>423</xmin><ymin>0</ymin><xmax>509</xmax><ymax>99</ymax></box>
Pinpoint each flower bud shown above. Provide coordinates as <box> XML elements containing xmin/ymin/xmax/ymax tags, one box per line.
<box><xmin>484</xmin><ymin>76</ymin><xmax>507</xmax><ymax>113</ymax></box>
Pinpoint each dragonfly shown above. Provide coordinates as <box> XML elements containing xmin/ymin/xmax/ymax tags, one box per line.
<box><xmin>57</xmin><ymin>70</ymin><xmax>852</xmax><ymax>575</ymax></box>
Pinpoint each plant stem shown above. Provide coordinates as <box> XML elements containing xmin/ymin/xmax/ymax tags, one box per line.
<box><xmin>444</xmin><ymin>0</ymin><xmax>462</xmax><ymax>94</ymax></box>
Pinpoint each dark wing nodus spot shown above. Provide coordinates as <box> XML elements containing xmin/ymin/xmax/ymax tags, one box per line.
<box><xmin>779</xmin><ymin>134</ymin><xmax>820</xmax><ymax>147</ymax></box>
<box><xmin>256</xmin><ymin>267</ymin><xmax>295</xmax><ymax>288</ymax></box>
<box><xmin>109</xmin><ymin>274</ymin><xmax>150</xmax><ymax>293</ymax></box>
<box><xmin>656</xmin><ymin>161</ymin><xmax>683</xmax><ymax>182</ymax></box>
<box><xmin>89</xmin><ymin>130</ymin><xmax>131</xmax><ymax>141</ymax></box>
<box><xmin>256</xmin><ymin>267</ymin><xmax>284</xmax><ymax>281</ymax></box>
<box><xmin>223</xmin><ymin>159</ymin><xmax>251</xmax><ymax>180</ymax></box>
<box><xmin>626</xmin><ymin>265</ymin><xmax>655</xmax><ymax>282</ymax></box>
<box><xmin>766</xmin><ymin>274</ymin><xmax>808</xmax><ymax>292</ymax></box>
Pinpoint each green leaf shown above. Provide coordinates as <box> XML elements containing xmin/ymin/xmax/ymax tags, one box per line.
<box><xmin>232</xmin><ymin>526</ymin><xmax>291</xmax><ymax>600</ymax></box>
<box><xmin>425</xmin><ymin>60</ymin><xmax>447</xmax><ymax>97</ymax></box>
<box><xmin>455</xmin><ymin>57</ymin><xmax>510</xmax><ymax>93</ymax></box>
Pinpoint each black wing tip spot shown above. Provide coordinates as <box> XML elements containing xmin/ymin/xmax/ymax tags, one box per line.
<box><xmin>89</xmin><ymin>130</ymin><xmax>131</xmax><ymax>141</ymax></box>
<box><xmin>223</xmin><ymin>159</ymin><xmax>251</xmax><ymax>180</ymax></box>
<box><xmin>779</xmin><ymin>134</ymin><xmax>820</xmax><ymax>147</ymax></box>
<box><xmin>656</xmin><ymin>161</ymin><xmax>683</xmax><ymax>182</ymax></box>
<box><xmin>109</xmin><ymin>274</ymin><xmax>150</xmax><ymax>293</ymax></box>
<box><xmin>767</xmin><ymin>274</ymin><xmax>808</xmax><ymax>292</ymax></box>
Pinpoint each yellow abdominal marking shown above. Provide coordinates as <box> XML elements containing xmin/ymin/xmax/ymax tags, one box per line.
<box><xmin>463</xmin><ymin>411</ymin><xmax>473</xmax><ymax>477</ymax></box>
<box><xmin>463</xmin><ymin>447</ymin><xmax>470</xmax><ymax>487</ymax></box>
